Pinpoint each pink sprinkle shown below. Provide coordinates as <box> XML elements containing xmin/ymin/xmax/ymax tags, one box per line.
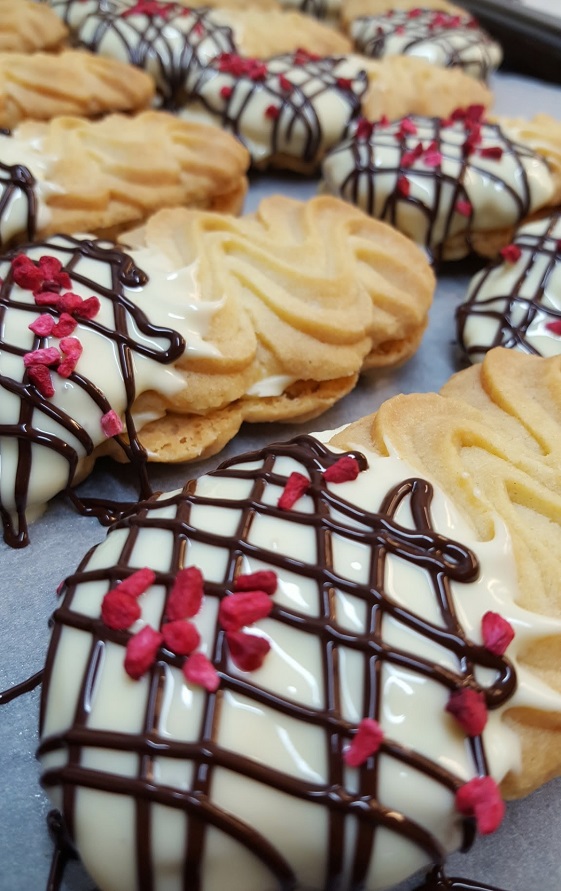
<box><xmin>481</xmin><ymin>611</ymin><xmax>515</xmax><ymax>655</ymax></box>
<box><xmin>23</xmin><ymin>347</ymin><xmax>60</xmax><ymax>367</ymax></box>
<box><xmin>226</xmin><ymin>631</ymin><xmax>271</xmax><ymax>672</ymax></box>
<box><xmin>344</xmin><ymin>718</ymin><xmax>384</xmax><ymax>767</ymax></box>
<box><xmin>183</xmin><ymin>651</ymin><xmax>220</xmax><ymax>692</ymax></box>
<box><xmin>277</xmin><ymin>472</ymin><xmax>310</xmax><ymax>510</ymax></box>
<box><xmin>423</xmin><ymin>150</ymin><xmax>443</xmax><ymax>167</ymax></box>
<box><xmin>27</xmin><ymin>364</ymin><xmax>55</xmax><ymax>398</ymax></box>
<box><xmin>113</xmin><ymin>567</ymin><xmax>156</xmax><ymax>599</ymax></box>
<box><xmin>161</xmin><ymin>620</ymin><xmax>200</xmax><ymax>656</ymax></box>
<box><xmin>29</xmin><ymin>314</ymin><xmax>55</xmax><ymax>337</ymax></box>
<box><xmin>167</xmin><ymin>566</ymin><xmax>204</xmax><ymax>620</ymax></box>
<box><xmin>455</xmin><ymin>776</ymin><xmax>505</xmax><ymax>835</ymax></box>
<box><xmin>446</xmin><ymin>687</ymin><xmax>487</xmax><ymax>736</ymax></box>
<box><xmin>101</xmin><ymin>409</ymin><xmax>123</xmax><ymax>437</ymax></box>
<box><xmin>323</xmin><ymin>456</ymin><xmax>361</xmax><ymax>484</ymax></box>
<box><xmin>124</xmin><ymin>625</ymin><xmax>164</xmax><ymax>680</ymax></box>
<box><xmin>499</xmin><ymin>244</ymin><xmax>522</xmax><ymax>263</ymax></box>
<box><xmin>545</xmin><ymin>319</ymin><xmax>561</xmax><ymax>336</ymax></box>
<box><xmin>235</xmin><ymin>570</ymin><xmax>278</xmax><ymax>596</ymax></box>
<box><xmin>218</xmin><ymin>590</ymin><xmax>273</xmax><ymax>632</ymax></box>
<box><xmin>52</xmin><ymin>313</ymin><xmax>78</xmax><ymax>338</ymax></box>
<box><xmin>455</xmin><ymin>199</ymin><xmax>473</xmax><ymax>217</ymax></box>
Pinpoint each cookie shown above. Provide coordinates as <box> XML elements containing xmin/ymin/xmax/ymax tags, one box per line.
<box><xmin>341</xmin><ymin>0</ymin><xmax>463</xmax><ymax>27</ymax></box>
<box><xmin>0</xmin><ymin>193</ymin><xmax>433</xmax><ymax>548</ymax></box>
<box><xmin>456</xmin><ymin>212</ymin><xmax>561</xmax><ymax>363</ymax></box>
<box><xmin>0</xmin><ymin>49</ymin><xmax>155</xmax><ymax>128</ymax></box>
<box><xmin>37</xmin><ymin>349</ymin><xmax>561</xmax><ymax>891</ymax></box>
<box><xmin>46</xmin><ymin>0</ymin><xmax>350</xmax><ymax>108</ymax></box>
<box><xmin>0</xmin><ymin>111</ymin><xmax>250</xmax><ymax>246</ymax></box>
<box><xmin>0</xmin><ymin>0</ymin><xmax>68</xmax><ymax>53</ymax></box>
<box><xmin>321</xmin><ymin>107</ymin><xmax>558</xmax><ymax>261</ymax></box>
<box><xmin>180</xmin><ymin>50</ymin><xmax>491</xmax><ymax>173</ymax></box>
<box><xmin>350</xmin><ymin>8</ymin><xmax>503</xmax><ymax>81</ymax></box>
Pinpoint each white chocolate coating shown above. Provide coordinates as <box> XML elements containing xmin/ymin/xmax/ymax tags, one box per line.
<box><xmin>0</xmin><ymin>130</ymin><xmax>62</xmax><ymax>244</ymax></box>
<box><xmin>321</xmin><ymin>114</ymin><xmax>556</xmax><ymax>256</ymax></box>
<box><xmin>350</xmin><ymin>9</ymin><xmax>502</xmax><ymax>81</ymax></box>
<box><xmin>180</xmin><ymin>53</ymin><xmax>368</xmax><ymax>171</ymax></box>
<box><xmin>457</xmin><ymin>212</ymin><xmax>561</xmax><ymax>362</ymax></box>
<box><xmin>38</xmin><ymin>434</ymin><xmax>561</xmax><ymax>891</ymax></box>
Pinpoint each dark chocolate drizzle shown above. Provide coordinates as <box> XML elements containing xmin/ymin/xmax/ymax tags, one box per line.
<box><xmin>38</xmin><ymin>435</ymin><xmax>517</xmax><ymax>891</ymax></box>
<box><xmin>187</xmin><ymin>52</ymin><xmax>368</xmax><ymax>169</ymax></box>
<box><xmin>0</xmin><ymin>154</ymin><xmax>38</xmax><ymax>245</ymax></box>
<box><xmin>352</xmin><ymin>9</ymin><xmax>500</xmax><ymax>80</ymax></box>
<box><xmin>0</xmin><ymin>234</ymin><xmax>186</xmax><ymax>548</ymax></box>
<box><xmin>456</xmin><ymin>211</ymin><xmax>561</xmax><ymax>359</ymax></box>
<box><xmin>324</xmin><ymin>115</ymin><xmax>546</xmax><ymax>263</ymax></box>
<box><xmin>52</xmin><ymin>0</ymin><xmax>237</xmax><ymax>109</ymax></box>
<box><xmin>414</xmin><ymin>866</ymin><xmax>510</xmax><ymax>891</ymax></box>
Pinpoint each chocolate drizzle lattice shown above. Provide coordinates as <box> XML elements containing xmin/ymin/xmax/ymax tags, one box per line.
<box><xmin>0</xmin><ymin>235</ymin><xmax>185</xmax><ymax>548</ymax></box>
<box><xmin>0</xmin><ymin>155</ymin><xmax>37</xmax><ymax>246</ymax></box>
<box><xmin>39</xmin><ymin>435</ymin><xmax>516</xmax><ymax>891</ymax></box>
<box><xmin>457</xmin><ymin>212</ymin><xmax>561</xmax><ymax>360</ymax></box>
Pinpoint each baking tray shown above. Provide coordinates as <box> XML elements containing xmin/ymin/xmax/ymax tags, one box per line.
<box><xmin>1</xmin><ymin>70</ymin><xmax>561</xmax><ymax>891</ymax></box>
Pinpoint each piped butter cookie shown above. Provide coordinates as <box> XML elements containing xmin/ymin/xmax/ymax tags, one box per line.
<box><xmin>321</xmin><ymin>108</ymin><xmax>560</xmax><ymax>261</ymax></box>
<box><xmin>456</xmin><ymin>212</ymin><xmax>561</xmax><ymax>362</ymax></box>
<box><xmin>0</xmin><ymin>111</ymin><xmax>250</xmax><ymax>247</ymax></box>
<box><xmin>0</xmin><ymin>194</ymin><xmax>433</xmax><ymax>547</ymax></box>
<box><xmin>0</xmin><ymin>0</ymin><xmax>68</xmax><ymax>53</ymax></box>
<box><xmin>37</xmin><ymin>348</ymin><xmax>561</xmax><ymax>891</ymax></box>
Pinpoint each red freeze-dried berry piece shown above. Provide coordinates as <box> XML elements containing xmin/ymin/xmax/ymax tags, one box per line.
<box><xmin>455</xmin><ymin>776</ymin><xmax>505</xmax><ymax>834</ymax></box>
<box><xmin>455</xmin><ymin>199</ymin><xmax>472</xmax><ymax>217</ymax></box>
<box><xmin>113</xmin><ymin>567</ymin><xmax>156</xmax><ymax>599</ymax></box>
<box><xmin>355</xmin><ymin>117</ymin><xmax>374</xmax><ymax>140</ymax></box>
<box><xmin>279</xmin><ymin>73</ymin><xmax>293</xmax><ymax>92</ymax></box>
<box><xmin>479</xmin><ymin>145</ymin><xmax>503</xmax><ymax>160</ymax></box>
<box><xmin>227</xmin><ymin>631</ymin><xmax>271</xmax><ymax>671</ymax></box>
<box><xmin>101</xmin><ymin>409</ymin><xmax>123</xmax><ymax>437</ymax></box>
<box><xmin>38</xmin><ymin>255</ymin><xmax>71</xmax><ymax>290</ymax></box>
<box><xmin>161</xmin><ymin>620</ymin><xmax>200</xmax><ymax>656</ymax></box>
<box><xmin>546</xmin><ymin>319</ymin><xmax>561</xmax><ymax>336</ymax></box>
<box><xmin>219</xmin><ymin>590</ymin><xmax>273</xmax><ymax>632</ymax></box>
<box><xmin>23</xmin><ymin>347</ymin><xmax>60</xmax><ymax>367</ymax></box>
<box><xmin>183</xmin><ymin>651</ymin><xmax>220</xmax><ymax>691</ymax></box>
<box><xmin>396</xmin><ymin>175</ymin><xmax>411</xmax><ymax>197</ymax></box>
<box><xmin>398</xmin><ymin>117</ymin><xmax>417</xmax><ymax>136</ymax></box>
<box><xmin>58</xmin><ymin>292</ymin><xmax>84</xmax><ymax>315</ymax></box>
<box><xmin>34</xmin><ymin>290</ymin><xmax>61</xmax><ymax>307</ymax></box>
<box><xmin>323</xmin><ymin>456</ymin><xmax>361</xmax><ymax>484</ymax></box>
<box><xmin>499</xmin><ymin>244</ymin><xmax>522</xmax><ymax>263</ymax></box>
<box><xmin>402</xmin><ymin>141</ymin><xmax>424</xmax><ymax>167</ymax></box>
<box><xmin>124</xmin><ymin>625</ymin><xmax>164</xmax><ymax>680</ymax></box>
<box><xmin>344</xmin><ymin>718</ymin><xmax>384</xmax><ymax>767</ymax></box>
<box><xmin>235</xmin><ymin>570</ymin><xmax>278</xmax><ymax>595</ymax></box>
<box><xmin>29</xmin><ymin>314</ymin><xmax>55</xmax><ymax>337</ymax></box>
<box><xmin>277</xmin><ymin>471</ymin><xmax>310</xmax><ymax>509</ymax></box>
<box><xmin>57</xmin><ymin>336</ymin><xmax>83</xmax><ymax>377</ymax></box>
<box><xmin>52</xmin><ymin>312</ymin><xmax>78</xmax><ymax>338</ymax></box>
<box><xmin>167</xmin><ymin>566</ymin><xmax>204</xmax><ymax>620</ymax></box>
<box><xmin>446</xmin><ymin>687</ymin><xmax>487</xmax><ymax>736</ymax></box>
<box><xmin>423</xmin><ymin>150</ymin><xmax>443</xmax><ymax>167</ymax></box>
<box><xmin>336</xmin><ymin>77</ymin><xmax>353</xmax><ymax>90</ymax></box>
<box><xmin>220</xmin><ymin>85</ymin><xmax>233</xmax><ymax>99</ymax></box>
<box><xmin>101</xmin><ymin>589</ymin><xmax>141</xmax><ymax>630</ymax></box>
<box><xmin>27</xmin><ymin>364</ymin><xmax>55</xmax><ymax>398</ymax></box>
<box><xmin>265</xmin><ymin>104</ymin><xmax>280</xmax><ymax>120</ymax></box>
<box><xmin>73</xmin><ymin>295</ymin><xmax>101</xmax><ymax>320</ymax></box>
<box><xmin>12</xmin><ymin>255</ymin><xmax>45</xmax><ymax>290</ymax></box>
<box><xmin>481</xmin><ymin>611</ymin><xmax>515</xmax><ymax>655</ymax></box>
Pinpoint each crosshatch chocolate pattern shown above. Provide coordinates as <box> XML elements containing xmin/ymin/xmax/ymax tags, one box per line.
<box><xmin>0</xmin><ymin>155</ymin><xmax>37</xmax><ymax>244</ymax></box>
<box><xmin>0</xmin><ymin>235</ymin><xmax>186</xmax><ymax>548</ymax></box>
<box><xmin>457</xmin><ymin>212</ymin><xmax>561</xmax><ymax>358</ymax></box>
<box><xmin>38</xmin><ymin>436</ymin><xmax>516</xmax><ymax>891</ymax></box>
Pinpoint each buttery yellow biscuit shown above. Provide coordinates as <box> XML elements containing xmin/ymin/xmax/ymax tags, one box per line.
<box><xmin>0</xmin><ymin>0</ymin><xmax>68</xmax><ymax>53</ymax></box>
<box><xmin>0</xmin><ymin>49</ymin><xmax>155</xmax><ymax>128</ymax></box>
<box><xmin>330</xmin><ymin>347</ymin><xmax>561</xmax><ymax>799</ymax></box>
<box><xmin>0</xmin><ymin>111</ymin><xmax>250</xmax><ymax>246</ymax></box>
<box><xmin>214</xmin><ymin>8</ymin><xmax>352</xmax><ymax>56</ymax></box>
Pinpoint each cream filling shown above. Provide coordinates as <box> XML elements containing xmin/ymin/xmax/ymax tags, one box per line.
<box><xmin>39</xmin><ymin>438</ymin><xmax>561</xmax><ymax>891</ymax></box>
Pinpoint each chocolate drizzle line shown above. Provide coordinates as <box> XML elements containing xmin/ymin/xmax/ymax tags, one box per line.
<box><xmin>54</xmin><ymin>0</ymin><xmax>237</xmax><ymax>110</ymax></box>
<box><xmin>456</xmin><ymin>211</ymin><xmax>561</xmax><ymax>359</ymax></box>
<box><xmin>38</xmin><ymin>435</ymin><xmax>516</xmax><ymax>891</ymax></box>
<box><xmin>414</xmin><ymin>865</ymin><xmax>510</xmax><ymax>891</ymax></box>
<box><xmin>0</xmin><ymin>234</ymin><xmax>185</xmax><ymax>548</ymax></box>
<box><xmin>325</xmin><ymin>116</ymin><xmax>544</xmax><ymax>263</ymax></box>
<box><xmin>0</xmin><ymin>156</ymin><xmax>38</xmax><ymax>245</ymax></box>
<box><xmin>188</xmin><ymin>53</ymin><xmax>368</xmax><ymax>169</ymax></box>
<box><xmin>353</xmin><ymin>9</ymin><xmax>499</xmax><ymax>80</ymax></box>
